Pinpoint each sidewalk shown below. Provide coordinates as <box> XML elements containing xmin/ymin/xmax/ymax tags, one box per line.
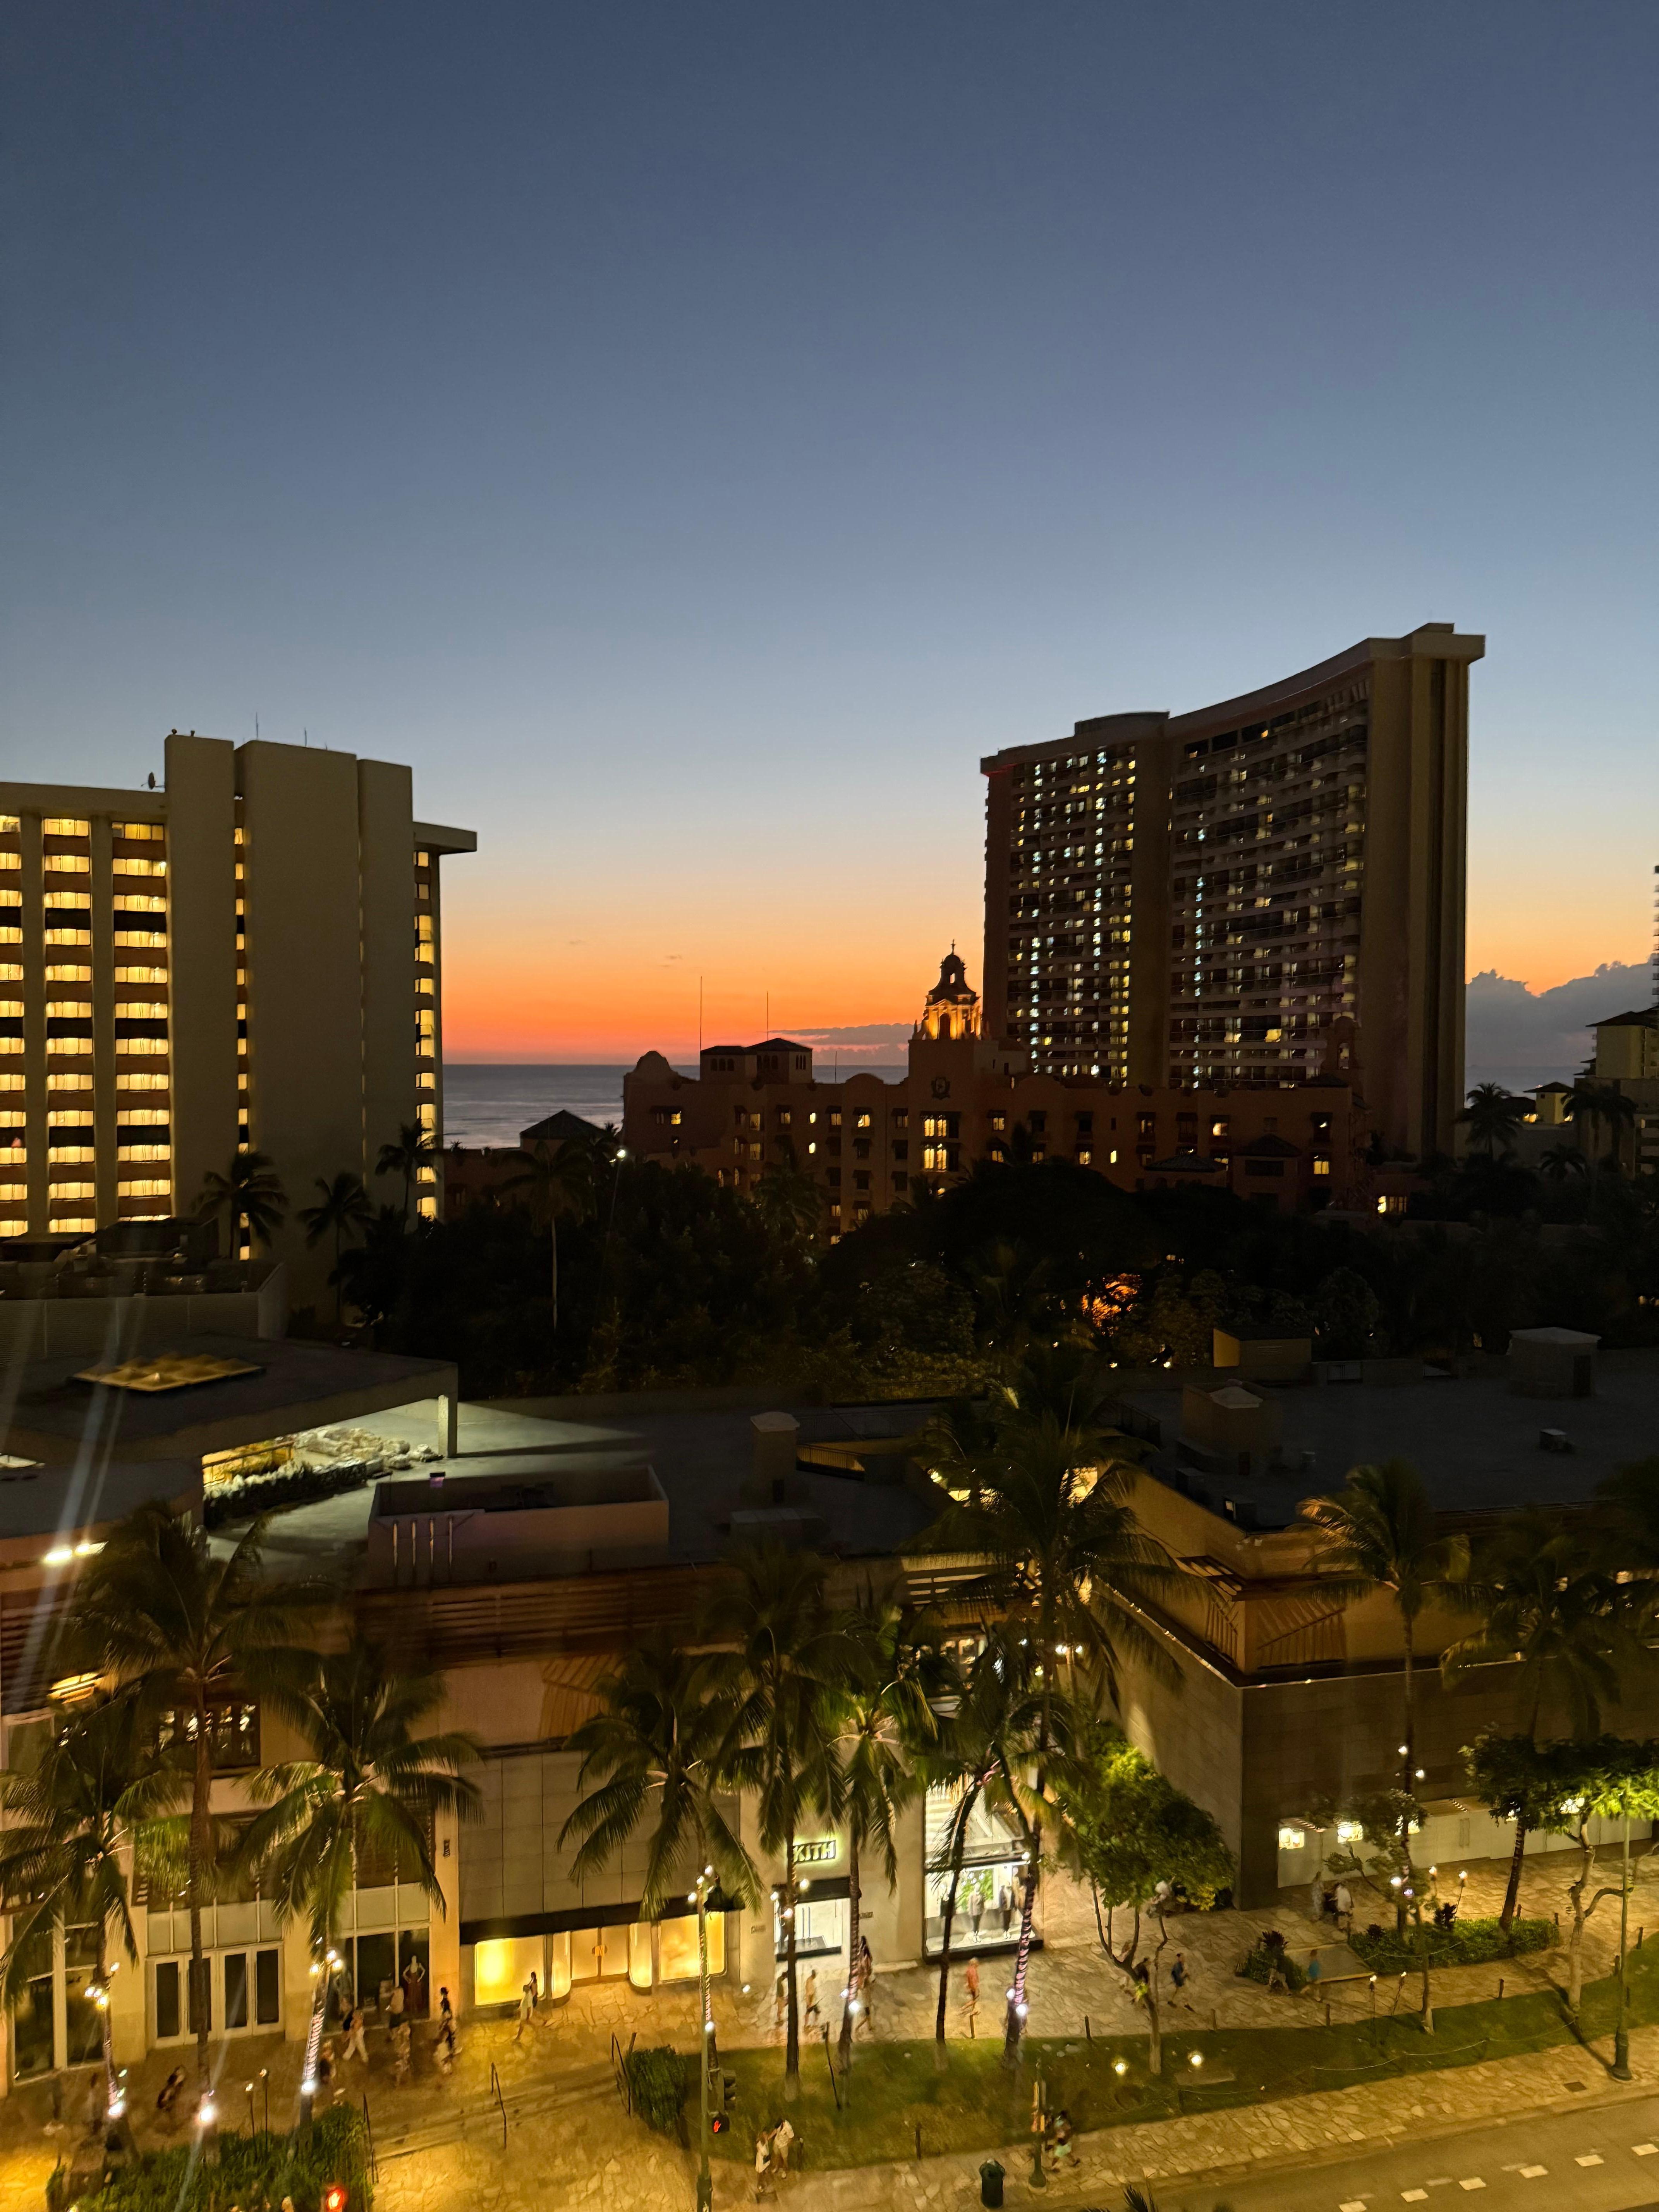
<box><xmin>697</xmin><ymin>2022</ymin><xmax>1659</xmax><ymax>2212</ymax></box>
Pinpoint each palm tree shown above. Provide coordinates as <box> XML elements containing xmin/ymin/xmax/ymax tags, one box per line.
<box><xmin>239</xmin><ymin>1645</ymin><xmax>479</xmax><ymax>2123</ymax></box>
<box><xmin>705</xmin><ymin>1546</ymin><xmax>845</xmax><ymax>2103</ymax></box>
<box><xmin>0</xmin><ymin>1697</ymin><xmax>159</xmax><ymax>2134</ymax></box>
<box><xmin>505</xmin><ymin>1133</ymin><xmax>599</xmax><ymax>1332</ymax></box>
<box><xmin>1539</xmin><ymin>1143</ymin><xmax>1587</xmax><ymax>1183</ymax></box>
<box><xmin>194</xmin><ymin>1147</ymin><xmax>286</xmax><ymax>1256</ymax></box>
<box><xmin>1566</xmin><ymin>1079</ymin><xmax>1638</xmax><ymax>1184</ymax></box>
<box><xmin>298</xmin><ymin>1172</ymin><xmax>375</xmax><ymax>1323</ymax></box>
<box><xmin>69</xmin><ymin>1505</ymin><xmax>321</xmax><ymax>2107</ymax></box>
<box><xmin>924</xmin><ymin>1346</ymin><xmax>1177</xmax><ymax>2062</ymax></box>
<box><xmin>1443</xmin><ymin>1508</ymin><xmax>1645</xmax><ymax>1929</ymax></box>
<box><xmin>829</xmin><ymin>1601</ymin><xmax>941</xmax><ymax>2066</ymax></box>
<box><xmin>375</xmin><ymin>1121</ymin><xmax>436</xmax><ymax>1223</ymax></box>
<box><xmin>917</xmin><ymin>1640</ymin><xmax>1029</xmax><ymax>2068</ymax></box>
<box><xmin>1302</xmin><ymin>1459</ymin><xmax>1471</xmax><ymax>1929</ymax></box>
<box><xmin>560</xmin><ymin>1639</ymin><xmax>758</xmax><ymax>2210</ymax></box>
<box><xmin>753</xmin><ymin>1140</ymin><xmax>821</xmax><ymax>1248</ymax></box>
<box><xmin>1457</xmin><ymin>1083</ymin><xmax>1526</xmax><ymax>1159</ymax></box>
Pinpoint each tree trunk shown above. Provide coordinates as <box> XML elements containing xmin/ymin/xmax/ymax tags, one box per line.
<box><xmin>300</xmin><ymin>1951</ymin><xmax>328</xmax><ymax>2132</ymax></box>
<box><xmin>189</xmin><ymin>1724</ymin><xmax>213</xmax><ymax>2108</ymax></box>
<box><xmin>1566</xmin><ymin>1822</ymin><xmax>1592</xmax><ymax>2019</ymax></box>
<box><xmin>1398</xmin><ymin>1613</ymin><xmax>1417</xmax><ymax>1934</ymax></box>
<box><xmin>838</xmin><ymin>1830</ymin><xmax>861</xmax><ymax>2066</ymax></box>
<box><xmin>783</xmin><ymin>1821</ymin><xmax>800</xmax><ymax>2101</ymax></box>
<box><xmin>1412</xmin><ymin>1897</ymin><xmax>1434</xmax><ymax>2034</ymax></box>
<box><xmin>91</xmin><ymin>1936</ymin><xmax>112</xmax><ymax>2138</ymax></box>
<box><xmin>934</xmin><ymin>1858</ymin><xmax>963</xmax><ymax>2069</ymax></box>
<box><xmin>696</xmin><ymin>1895</ymin><xmax>713</xmax><ymax>2212</ymax></box>
<box><xmin>1002</xmin><ymin>1819</ymin><xmax>1041</xmax><ymax>2069</ymax></box>
<box><xmin>550</xmin><ymin>1214</ymin><xmax>559</xmax><ymax>1334</ymax></box>
<box><xmin>1499</xmin><ymin>1816</ymin><xmax>1528</xmax><ymax>1932</ymax></box>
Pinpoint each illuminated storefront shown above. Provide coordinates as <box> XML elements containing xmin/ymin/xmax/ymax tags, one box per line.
<box><xmin>469</xmin><ymin>1910</ymin><xmax>728</xmax><ymax>2009</ymax></box>
<box><xmin>923</xmin><ymin>1787</ymin><xmax>1037</xmax><ymax>1957</ymax></box>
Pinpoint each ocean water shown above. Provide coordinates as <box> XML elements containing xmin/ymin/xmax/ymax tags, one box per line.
<box><xmin>441</xmin><ymin>1065</ymin><xmax>640</xmax><ymax>1149</ymax></box>
<box><xmin>441</xmin><ymin>1059</ymin><xmax>908</xmax><ymax>1149</ymax></box>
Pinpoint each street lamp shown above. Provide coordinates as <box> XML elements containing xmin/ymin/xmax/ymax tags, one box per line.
<box><xmin>1614</xmin><ymin>1807</ymin><xmax>1635</xmax><ymax>2080</ymax></box>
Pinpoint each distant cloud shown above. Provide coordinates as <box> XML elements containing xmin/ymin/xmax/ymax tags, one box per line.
<box><xmin>781</xmin><ymin>973</ymin><xmax>1654</xmax><ymax>1092</ymax></box>
<box><xmin>1466</xmin><ymin>961</ymin><xmax>1650</xmax><ymax>1093</ymax></box>
<box><xmin>791</xmin><ymin>1020</ymin><xmax>912</xmax><ymax>1059</ymax></box>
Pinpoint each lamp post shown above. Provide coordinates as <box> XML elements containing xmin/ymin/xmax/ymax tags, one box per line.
<box><xmin>694</xmin><ymin>1867</ymin><xmax>716</xmax><ymax>2212</ymax></box>
<box><xmin>1614</xmin><ymin>1809</ymin><xmax>1633</xmax><ymax>2081</ymax></box>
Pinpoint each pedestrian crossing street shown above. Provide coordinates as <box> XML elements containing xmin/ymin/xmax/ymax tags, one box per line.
<box><xmin>1330</xmin><ymin>2139</ymin><xmax>1659</xmax><ymax>2205</ymax></box>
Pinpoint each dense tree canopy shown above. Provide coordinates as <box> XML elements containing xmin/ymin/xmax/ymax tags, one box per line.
<box><xmin>290</xmin><ymin>1132</ymin><xmax>1659</xmax><ymax>1396</ymax></box>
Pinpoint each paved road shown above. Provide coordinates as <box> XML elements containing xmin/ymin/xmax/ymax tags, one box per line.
<box><xmin>1159</xmin><ymin>2091</ymin><xmax>1659</xmax><ymax>2212</ymax></box>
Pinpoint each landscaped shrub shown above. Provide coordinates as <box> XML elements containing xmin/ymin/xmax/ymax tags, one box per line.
<box><xmin>625</xmin><ymin>2045</ymin><xmax>697</xmax><ymax>2136</ymax></box>
<box><xmin>203</xmin><ymin>1458</ymin><xmax>378</xmax><ymax>1529</ymax></box>
<box><xmin>1350</xmin><ymin>1915</ymin><xmax>1554</xmax><ymax>1972</ymax></box>
<box><xmin>1237</xmin><ymin>1930</ymin><xmax>1305</xmax><ymax>1992</ymax></box>
<box><xmin>59</xmin><ymin>2107</ymin><xmax>371</xmax><ymax>2212</ymax></box>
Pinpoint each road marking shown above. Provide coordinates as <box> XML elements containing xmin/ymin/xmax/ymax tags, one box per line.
<box><xmin>1575</xmin><ymin>2154</ymin><xmax>1604</xmax><ymax>2167</ymax></box>
<box><xmin>1401</xmin><ymin>2195</ymin><xmax>1427</xmax><ymax>2204</ymax></box>
<box><xmin>1636</xmin><ymin>2143</ymin><xmax>1659</xmax><ymax>2156</ymax></box>
<box><xmin>1519</xmin><ymin>2169</ymin><xmax>1547</xmax><ymax>2179</ymax></box>
<box><xmin>1340</xmin><ymin>2201</ymin><xmax>1367</xmax><ymax>2210</ymax></box>
<box><xmin>1458</xmin><ymin>2184</ymin><xmax>1486</xmax><ymax>2194</ymax></box>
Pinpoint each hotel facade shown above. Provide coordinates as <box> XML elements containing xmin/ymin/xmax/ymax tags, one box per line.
<box><xmin>0</xmin><ymin>734</ymin><xmax>473</xmax><ymax>1288</ymax></box>
<box><xmin>624</xmin><ymin>951</ymin><xmax>1376</xmax><ymax>1229</ymax></box>
<box><xmin>980</xmin><ymin>623</ymin><xmax>1483</xmax><ymax>1159</ymax></box>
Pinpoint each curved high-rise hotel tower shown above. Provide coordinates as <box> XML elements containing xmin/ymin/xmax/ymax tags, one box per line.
<box><xmin>980</xmin><ymin>622</ymin><xmax>1483</xmax><ymax>1158</ymax></box>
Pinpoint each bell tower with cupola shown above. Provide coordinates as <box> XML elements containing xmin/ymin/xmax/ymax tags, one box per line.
<box><xmin>908</xmin><ymin>947</ymin><xmax>1027</xmax><ymax>1098</ymax></box>
<box><xmin>917</xmin><ymin>946</ymin><xmax>981</xmax><ymax>1042</ymax></box>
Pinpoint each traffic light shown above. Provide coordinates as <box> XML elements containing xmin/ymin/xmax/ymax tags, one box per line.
<box><xmin>323</xmin><ymin>2184</ymin><xmax>347</xmax><ymax>2212</ymax></box>
<box><xmin>709</xmin><ymin>2112</ymin><xmax>726</xmax><ymax>2136</ymax></box>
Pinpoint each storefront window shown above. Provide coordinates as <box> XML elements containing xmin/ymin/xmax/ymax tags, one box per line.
<box><xmin>628</xmin><ymin>1923</ymin><xmax>653</xmax><ymax>1990</ymax></box>
<box><xmin>775</xmin><ymin>1895</ymin><xmax>844</xmax><ymax>1962</ymax></box>
<box><xmin>472</xmin><ymin>1935</ymin><xmax>544</xmax><ymax>2009</ymax></box>
<box><xmin>923</xmin><ymin>1787</ymin><xmax>1034</xmax><ymax>1956</ymax></box>
<box><xmin>659</xmin><ymin>1913</ymin><xmax>723</xmax><ymax>1984</ymax></box>
<box><xmin>12</xmin><ymin>1976</ymin><xmax>53</xmax><ymax>2080</ymax></box>
<box><xmin>547</xmin><ymin>1931</ymin><xmax>572</xmax><ymax>1999</ymax></box>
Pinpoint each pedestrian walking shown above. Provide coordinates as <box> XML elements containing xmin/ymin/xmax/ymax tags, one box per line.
<box><xmin>514</xmin><ymin>1978</ymin><xmax>535</xmax><ymax>2042</ymax></box>
<box><xmin>1334</xmin><ymin>1882</ymin><xmax>1353</xmax><ymax>1932</ymax></box>
<box><xmin>963</xmin><ymin>1954</ymin><xmax>980</xmax><ymax>2030</ymax></box>
<box><xmin>1170</xmin><ymin>1953</ymin><xmax>1188</xmax><ymax>2006</ymax></box>
<box><xmin>802</xmin><ymin>1968</ymin><xmax>819</xmax><ymax>2027</ymax></box>
<box><xmin>1304</xmin><ymin>1951</ymin><xmax>1323</xmax><ymax>1997</ymax></box>
<box><xmin>528</xmin><ymin>1968</ymin><xmax>541</xmax><ymax>2015</ymax></box>
<box><xmin>392</xmin><ymin>2021</ymin><xmax>412</xmax><ymax>2086</ymax></box>
<box><xmin>752</xmin><ymin>2130</ymin><xmax>773</xmax><ymax>2201</ymax></box>
<box><xmin>774</xmin><ymin>1972</ymin><xmax>787</xmax><ymax>2031</ymax></box>
<box><xmin>388</xmin><ymin>1979</ymin><xmax>405</xmax><ymax>2032</ymax></box>
<box><xmin>771</xmin><ymin>2116</ymin><xmax>796</xmax><ymax>2179</ymax></box>
<box><xmin>342</xmin><ymin>2001</ymin><xmax>369</xmax><ymax>2065</ymax></box>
